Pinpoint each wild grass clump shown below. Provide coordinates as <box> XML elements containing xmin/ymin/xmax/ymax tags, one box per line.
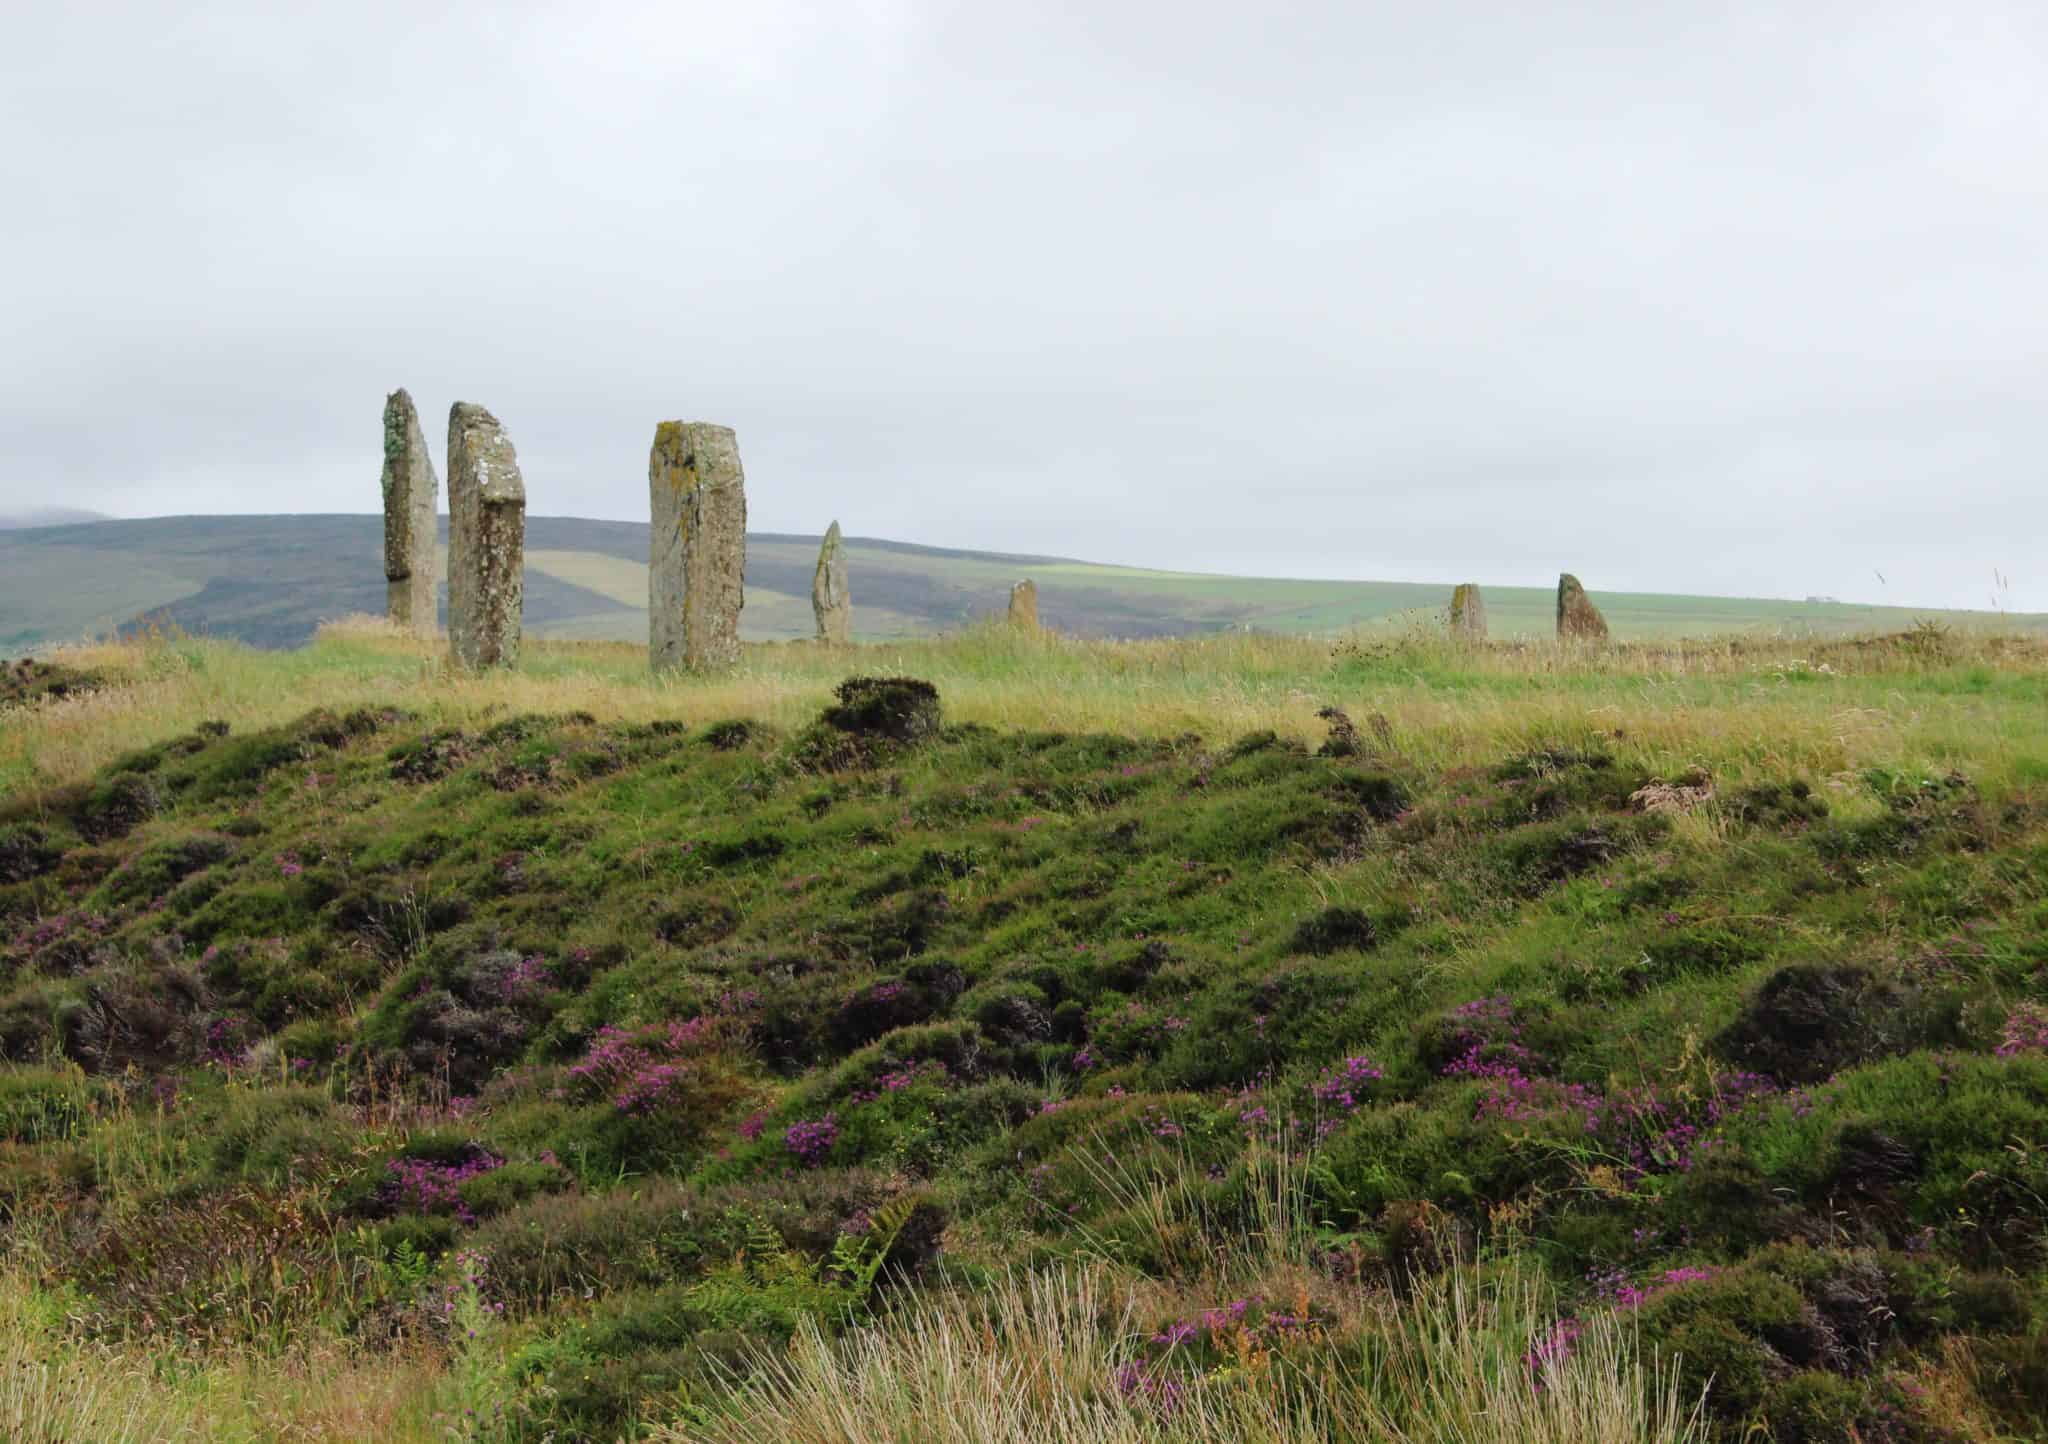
<box><xmin>667</xmin><ymin>1262</ymin><xmax>1707</xmax><ymax>1444</ymax></box>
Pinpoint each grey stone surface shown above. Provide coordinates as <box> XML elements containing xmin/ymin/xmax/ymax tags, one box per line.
<box><xmin>1007</xmin><ymin>578</ymin><xmax>1039</xmax><ymax>628</ymax></box>
<box><xmin>649</xmin><ymin>421</ymin><xmax>747</xmax><ymax>671</ymax></box>
<box><xmin>446</xmin><ymin>402</ymin><xmax>525</xmax><ymax>669</ymax></box>
<box><xmin>1556</xmin><ymin>573</ymin><xmax>1609</xmax><ymax>642</ymax></box>
<box><xmin>380</xmin><ymin>388</ymin><xmax>439</xmax><ymax>635</ymax></box>
<box><xmin>1448</xmin><ymin>582</ymin><xmax>1487</xmax><ymax>641</ymax></box>
<box><xmin>811</xmin><ymin>520</ymin><xmax>851</xmax><ymax>644</ymax></box>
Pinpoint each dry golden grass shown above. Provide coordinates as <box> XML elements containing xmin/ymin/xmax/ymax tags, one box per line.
<box><xmin>0</xmin><ymin>1284</ymin><xmax>451</xmax><ymax>1443</ymax></box>
<box><xmin>7</xmin><ymin>614</ymin><xmax>2042</xmax><ymax>805</ymax></box>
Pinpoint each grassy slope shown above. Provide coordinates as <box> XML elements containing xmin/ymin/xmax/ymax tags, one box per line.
<box><xmin>5</xmin><ymin>515</ymin><xmax>2040</xmax><ymax>652</ymax></box>
<box><xmin>1</xmin><ymin>626</ymin><xmax>2045</xmax><ymax>1442</ymax></box>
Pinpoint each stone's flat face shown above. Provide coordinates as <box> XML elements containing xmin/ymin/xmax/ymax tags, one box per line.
<box><xmin>1449</xmin><ymin>583</ymin><xmax>1487</xmax><ymax>641</ymax></box>
<box><xmin>811</xmin><ymin>520</ymin><xmax>851</xmax><ymax>644</ymax></box>
<box><xmin>649</xmin><ymin>421</ymin><xmax>747</xmax><ymax>672</ymax></box>
<box><xmin>380</xmin><ymin>388</ymin><xmax>439</xmax><ymax>635</ymax></box>
<box><xmin>1007</xmin><ymin>579</ymin><xmax>1039</xmax><ymax>628</ymax></box>
<box><xmin>1556</xmin><ymin>573</ymin><xmax>1609</xmax><ymax>642</ymax></box>
<box><xmin>446</xmin><ymin>403</ymin><xmax>526</xmax><ymax>669</ymax></box>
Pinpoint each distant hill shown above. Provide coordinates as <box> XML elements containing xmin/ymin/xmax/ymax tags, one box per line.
<box><xmin>0</xmin><ymin>513</ymin><xmax>2039</xmax><ymax>652</ymax></box>
<box><xmin>0</xmin><ymin>506</ymin><xmax>109</xmax><ymax>530</ymax></box>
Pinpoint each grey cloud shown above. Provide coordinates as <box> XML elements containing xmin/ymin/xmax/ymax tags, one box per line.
<box><xmin>2</xmin><ymin>0</ymin><xmax>2044</xmax><ymax>608</ymax></box>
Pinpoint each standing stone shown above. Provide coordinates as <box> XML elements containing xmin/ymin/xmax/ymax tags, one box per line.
<box><xmin>380</xmin><ymin>389</ymin><xmax>439</xmax><ymax>636</ymax></box>
<box><xmin>1448</xmin><ymin>583</ymin><xmax>1487</xmax><ymax>642</ymax></box>
<box><xmin>446</xmin><ymin>403</ymin><xmax>526</xmax><ymax>669</ymax></box>
<box><xmin>1007</xmin><ymin>579</ymin><xmax>1039</xmax><ymax>628</ymax></box>
<box><xmin>648</xmin><ymin>421</ymin><xmax>747</xmax><ymax>672</ymax></box>
<box><xmin>811</xmin><ymin>521</ymin><xmax>851</xmax><ymax>644</ymax></box>
<box><xmin>1556</xmin><ymin>573</ymin><xmax>1609</xmax><ymax>642</ymax></box>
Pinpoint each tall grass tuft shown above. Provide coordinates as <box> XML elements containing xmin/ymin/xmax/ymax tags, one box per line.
<box><xmin>665</xmin><ymin>1261</ymin><xmax>1707</xmax><ymax>1444</ymax></box>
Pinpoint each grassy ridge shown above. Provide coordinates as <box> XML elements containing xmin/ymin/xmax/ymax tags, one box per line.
<box><xmin>0</xmin><ymin>626</ymin><xmax>2045</xmax><ymax>1440</ymax></box>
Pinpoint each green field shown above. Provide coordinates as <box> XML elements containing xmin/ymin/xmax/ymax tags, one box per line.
<box><xmin>2</xmin><ymin>622</ymin><xmax>2046</xmax><ymax>1441</ymax></box>
<box><xmin>2</xmin><ymin>514</ymin><xmax>2037</xmax><ymax>653</ymax></box>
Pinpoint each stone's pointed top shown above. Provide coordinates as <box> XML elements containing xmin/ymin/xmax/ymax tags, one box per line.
<box><xmin>1556</xmin><ymin>573</ymin><xmax>1609</xmax><ymax>642</ymax></box>
<box><xmin>812</xmin><ymin>519</ymin><xmax>851</xmax><ymax>644</ymax></box>
<box><xmin>1007</xmin><ymin>578</ymin><xmax>1039</xmax><ymax>628</ymax></box>
<box><xmin>1448</xmin><ymin>582</ymin><xmax>1487</xmax><ymax>641</ymax></box>
<box><xmin>650</xmin><ymin>422</ymin><xmax>743</xmax><ymax>496</ymax></box>
<box><xmin>449</xmin><ymin>403</ymin><xmax>524</xmax><ymax>505</ymax></box>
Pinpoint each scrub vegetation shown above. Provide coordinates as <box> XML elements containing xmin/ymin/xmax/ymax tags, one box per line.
<box><xmin>1</xmin><ymin>618</ymin><xmax>2044</xmax><ymax>1441</ymax></box>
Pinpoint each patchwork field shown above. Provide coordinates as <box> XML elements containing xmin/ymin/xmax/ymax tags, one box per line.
<box><xmin>1</xmin><ymin>620</ymin><xmax>2045</xmax><ymax>1442</ymax></box>
<box><xmin>3</xmin><ymin>514</ymin><xmax>2038</xmax><ymax>652</ymax></box>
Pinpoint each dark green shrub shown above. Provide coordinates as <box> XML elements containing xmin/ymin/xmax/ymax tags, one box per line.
<box><xmin>473</xmin><ymin>1181</ymin><xmax>716</xmax><ymax>1306</ymax></box>
<box><xmin>701</xmin><ymin>719</ymin><xmax>756</xmax><ymax>750</ymax></box>
<box><xmin>821</xmin><ymin>677</ymin><xmax>942</xmax><ymax>743</ymax></box>
<box><xmin>1766</xmin><ymin>1372</ymin><xmax>1864</xmax><ymax>1444</ymax></box>
<box><xmin>1327</xmin><ymin>770</ymin><xmax>1410</xmax><ymax>822</ymax></box>
<box><xmin>105</xmin><ymin>833</ymin><xmax>235</xmax><ymax>906</ymax></box>
<box><xmin>77</xmin><ymin>775</ymin><xmax>160</xmax><ymax>842</ymax></box>
<box><xmin>1714</xmin><ymin>963</ymin><xmax>1925</xmax><ymax>1084</ymax></box>
<box><xmin>1724</xmin><ymin>779</ymin><xmax>1829</xmax><ymax>828</ymax></box>
<box><xmin>0</xmin><ymin>825</ymin><xmax>64</xmax><ymax>885</ymax></box>
<box><xmin>1290</xmin><ymin>906</ymin><xmax>1378</xmax><ymax>956</ymax></box>
<box><xmin>386</xmin><ymin>729</ymin><xmax>473</xmax><ymax>783</ymax></box>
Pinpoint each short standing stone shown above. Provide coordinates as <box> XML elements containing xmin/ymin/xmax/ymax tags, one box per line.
<box><xmin>1448</xmin><ymin>583</ymin><xmax>1487</xmax><ymax>641</ymax></box>
<box><xmin>1007</xmin><ymin>579</ymin><xmax>1039</xmax><ymax>628</ymax></box>
<box><xmin>1556</xmin><ymin>573</ymin><xmax>1609</xmax><ymax>642</ymax></box>
<box><xmin>648</xmin><ymin>421</ymin><xmax>748</xmax><ymax>672</ymax></box>
<box><xmin>446</xmin><ymin>403</ymin><xmax>526</xmax><ymax>669</ymax></box>
<box><xmin>812</xmin><ymin>520</ymin><xmax>851</xmax><ymax>644</ymax></box>
<box><xmin>380</xmin><ymin>388</ymin><xmax>439</xmax><ymax>635</ymax></box>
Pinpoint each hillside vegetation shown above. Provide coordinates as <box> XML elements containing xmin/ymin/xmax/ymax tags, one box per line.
<box><xmin>0</xmin><ymin>621</ymin><xmax>2045</xmax><ymax>1442</ymax></box>
<box><xmin>4</xmin><ymin>513</ymin><xmax>2039</xmax><ymax>651</ymax></box>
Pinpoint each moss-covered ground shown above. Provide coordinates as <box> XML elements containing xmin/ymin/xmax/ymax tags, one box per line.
<box><xmin>0</xmin><ymin>624</ymin><xmax>2044</xmax><ymax>1441</ymax></box>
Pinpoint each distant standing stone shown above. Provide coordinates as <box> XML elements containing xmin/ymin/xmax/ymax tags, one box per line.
<box><xmin>1556</xmin><ymin>573</ymin><xmax>1609</xmax><ymax>642</ymax></box>
<box><xmin>648</xmin><ymin>421</ymin><xmax>748</xmax><ymax>672</ymax></box>
<box><xmin>1448</xmin><ymin>583</ymin><xmax>1487</xmax><ymax>641</ymax></box>
<box><xmin>1007</xmin><ymin>579</ymin><xmax>1039</xmax><ymax>628</ymax></box>
<box><xmin>446</xmin><ymin>403</ymin><xmax>526</xmax><ymax>669</ymax></box>
<box><xmin>380</xmin><ymin>388</ymin><xmax>438</xmax><ymax>636</ymax></box>
<box><xmin>812</xmin><ymin>520</ymin><xmax>851</xmax><ymax>644</ymax></box>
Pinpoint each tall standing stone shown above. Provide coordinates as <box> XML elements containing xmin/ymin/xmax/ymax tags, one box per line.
<box><xmin>648</xmin><ymin>421</ymin><xmax>747</xmax><ymax>672</ymax></box>
<box><xmin>380</xmin><ymin>389</ymin><xmax>439</xmax><ymax>636</ymax></box>
<box><xmin>812</xmin><ymin>521</ymin><xmax>851</xmax><ymax>644</ymax></box>
<box><xmin>1448</xmin><ymin>583</ymin><xmax>1487</xmax><ymax>642</ymax></box>
<box><xmin>446</xmin><ymin>403</ymin><xmax>526</xmax><ymax>669</ymax></box>
<box><xmin>1007</xmin><ymin>579</ymin><xmax>1039</xmax><ymax>628</ymax></box>
<box><xmin>1556</xmin><ymin>573</ymin><xmax>1609</xmax><ymax>642</ymax></box>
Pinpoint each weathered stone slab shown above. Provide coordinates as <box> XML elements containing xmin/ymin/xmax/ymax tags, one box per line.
<box><xmin>1007</xmin><ymin>579</ymin><xmax>1038</xmax><ymax>628</ymax></box>
<box><xmin>1448</xmin><ymin>583</ymin><xmax>1486</xmax><ymax>641</ymax></box>
<box><xmin>812</xmin><ymin>520</ymin><xmax>850</xmax><ymax>644</ymax></box>
<box><xmin>649</xmin><ymin>421</ymin><xmax>747</xmax><ymax>672</ymax></box>
<box><xmin>446</xmin><ymin>403</ymin><xmax>525</xmax><ymax>669</ymax></box>
<box><xmin>1556</xmin><ymin>573</ymin><xmax>1609</xmax><ymax>642</ymax></box>
<box><xmin>380</xmin><ymin>388</ymin><xmax>438</xmax><ymax>635</ymax></box>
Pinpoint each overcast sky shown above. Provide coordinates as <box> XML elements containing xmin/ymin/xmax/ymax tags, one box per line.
<box><xmin>3</xmin><ymin>2</ymin><xmax>2043</xmax><ymax>608</ymax></box>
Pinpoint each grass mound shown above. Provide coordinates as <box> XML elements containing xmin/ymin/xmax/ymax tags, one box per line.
<box><xmin>1</xmin><ymin>636</ymin><xmax>2046</xmax><ymax>1442</ymax></box>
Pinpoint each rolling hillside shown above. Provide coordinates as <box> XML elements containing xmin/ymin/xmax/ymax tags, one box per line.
<box><xmin>1</xmin><ymin>514</ymin><xmax>2037</xmax><ymax>652</ymax></box>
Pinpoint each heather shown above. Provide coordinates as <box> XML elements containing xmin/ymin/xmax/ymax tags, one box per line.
<box><xmin>0</xmin><ymin>623</ymin><xmax>2045</xmax><ymax>1440</ymax></box>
